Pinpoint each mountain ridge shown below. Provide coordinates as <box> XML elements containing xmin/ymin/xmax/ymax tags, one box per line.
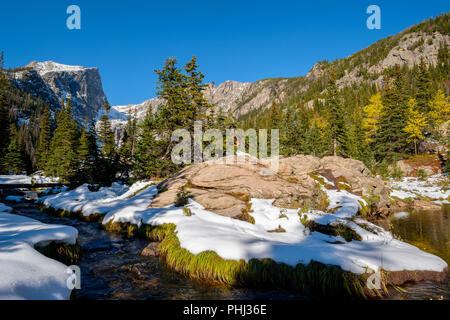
<box><xmin>7</xmin><ymin>14</ymin><xmax>449</xmax><ymax>135</ymax></box>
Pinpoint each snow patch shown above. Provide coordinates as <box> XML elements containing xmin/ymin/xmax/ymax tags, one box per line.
<box><xmin>390</xmin><ymin>175</ymin><xmax>450</xmax><ymax>204</ymax></box>
<box><xmin>0</xmin><ymin>204</ymin><xmax>78</xmax><ymax>300</ymax></box>
<box><xmin>41</xmin><ymin>182</ymin><xmax>447</xmax><ymax>275</ymax></box>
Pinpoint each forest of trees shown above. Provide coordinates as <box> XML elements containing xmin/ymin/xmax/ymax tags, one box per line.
<box><xmin>0</xmin><ymin>14</ymin><xmax>449</xmax><ymax>186</ymax></box>
<box><xmin>241</xmin><ymin>41</ymin><xmax>450</xmax><ymax>173</ymax></box>
<box><xmin>0</xmin><ymin>56</ymin><xmax>235</xmax><ymax>186</ymax></box>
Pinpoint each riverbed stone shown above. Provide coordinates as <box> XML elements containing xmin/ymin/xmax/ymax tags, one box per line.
<box><xmin>141</xmin><ymin>242</ymin><xmax>160</xmax><ymax>257</ymax></box>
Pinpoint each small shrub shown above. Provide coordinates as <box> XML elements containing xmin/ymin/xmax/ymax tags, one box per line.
<box><xmin>390</xmin><ymin>165</ymin><xmax>403</xmax><ymax>179</ymax></box>
<box><xmin>417</xmin><ymin>168</ymin><xmax>428</xmax><ymax>180</ymax></box>
<box><xmin>175</xmin><ymin>187</ymin><xmax>191</xmax><ymax>207</ymax></box>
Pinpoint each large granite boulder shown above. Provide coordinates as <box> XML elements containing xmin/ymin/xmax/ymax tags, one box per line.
<box><xmin>151</xmin><ymin>154</ymin><xmax>392</xmax><ymax>218</ymax></box>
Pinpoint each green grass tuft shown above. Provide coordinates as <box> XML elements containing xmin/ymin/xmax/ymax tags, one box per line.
<box><xmin>35</xmin><ymin>241</ymin><xmax>80</xmax><ymax>265</ymax></box>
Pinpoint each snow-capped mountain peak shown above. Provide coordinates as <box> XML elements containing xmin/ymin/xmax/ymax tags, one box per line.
<box><xmin>26</xmin><ymin>61</ymin><xmax>90</xmax><ymax>76</ymax></box>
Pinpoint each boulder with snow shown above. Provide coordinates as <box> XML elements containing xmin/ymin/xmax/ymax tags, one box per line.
<box><xmin>151</xmin><ymin>154</ymin><xmax>392</xmax><ymax>218</ymax></box>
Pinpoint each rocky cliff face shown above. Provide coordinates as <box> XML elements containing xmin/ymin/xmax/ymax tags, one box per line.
<box><xmin>9</xmin><ymin>61</ymin><xmax>107</xmax><ymax>122</ymax></box>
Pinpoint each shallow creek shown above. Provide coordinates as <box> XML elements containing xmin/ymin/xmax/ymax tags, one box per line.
<box><xmin>10</xmin><ymin>202</ymin><xmax>305</xmax><ymax>300</ymax></box>
<box><xmin>380</xmin><ymin>205</ymin><xmax>449</xmax><ymax>300</ymax></box>
<box><xmin>9</xmin><ymin>201</ymin><xmax>449</xmax><ymax>300</ymax></box>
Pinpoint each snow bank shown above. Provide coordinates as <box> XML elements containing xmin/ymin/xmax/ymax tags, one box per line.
<box><xmin>0</xmin><ymin>203</ymin><xmax>12</xmax><ymax>213</ymax></box>
<box><xmin>39</xmin><ymin>181</ymin><xmax>155</xmax><ymax>217</ymax></box>
<box><xmin>0</xmin><ymin>174</ymin><xmax>58</xmax><ymax>185</ymax></box>
<box><xmin>41</xmin><ymin>180</ymin><xmax>447</xmax><ymax>276</ymax></box>
<box><xmin>0</xmin><ymin>204</ymin><xmax>78</xmax><ymax>300</ymax></box>
<box><xmin>103</xmin><ymin>197</ymin><xmax>447</xmax><ymax>275</ymax></box>
<box><xmin>390</xmin><ymin>175</ymin><xmax>450</xmax><ymax>204</ymax></box>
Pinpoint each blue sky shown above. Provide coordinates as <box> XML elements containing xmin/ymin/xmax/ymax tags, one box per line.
<box><xmin>0</xmin><ymin>1</ymin><xmax>448</xmax><ymax>105</ymax></box>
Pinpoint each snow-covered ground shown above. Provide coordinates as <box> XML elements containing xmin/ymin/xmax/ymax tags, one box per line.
<box><xmin>40</xmin><ymin>181</ymin><xmax>155</xmax><ymax>217</ymax></box>
<box><xmin>0</xmin><ymin>202</ymin><xmax>78</xmax><ymax>300</ymax></box>
<box><xmin>390</xmin><ymin>174</ymin><xmax>450</xmax><ymax>204</ymax></box>
<box><xmin>40</xmin><ymin>180</ymin><xmax>447</xmax><ymax>276</ymax></box>
<box><xmin>0</xmin><ymin>174</ymin><xmax>59</xmax><ymax>185</ymax></box>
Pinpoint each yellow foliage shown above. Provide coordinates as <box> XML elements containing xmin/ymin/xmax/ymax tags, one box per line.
<box><xmin>404</xmin><ymin>99</ymin><xmax>427</xmax><ymax>147</ymax></box>
<box><xmin>311</xmin><ymin>115</ymin><xmax>328</xmax><ymax>130</ymax></box>
<box><xmin>362</xmin><ymin>93</ymin><xmax>383</xmax><ymax>142</ymax></box>
<box><xmin>429</xmin><ymin>89</ymin><xmax>450</xmax><ymax>125</ymax></box>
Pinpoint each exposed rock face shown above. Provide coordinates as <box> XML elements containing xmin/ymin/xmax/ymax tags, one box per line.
<box><xmin>369</xmin><ymin>32</ymin><xmax>449</xmax><ymax>74</ymax></box>
<box><xmin>394</xmin><ymin>156</ymin><xmax>442</xmax><ymax>177</ymax></box>
<box><xmin>8</xmin><ymin>61</ymin><xmax>107</xmax><ymax>122</ymax></box>
<box><xmin>307</xmin><ymin>32</ymin><xmax>450</xmax><ymax>92</ymax></box>
<box><xmin>395</xmin><ymin>160</ymin><xmax>414</xmax><ymax>177</ymax></box>
<box><xmin>108</xmin><ymin>78</ymin><xmax>294</xmax><ymax>133</ymax></box>
<box><xmin>96</xmin><ymin>97</ymin><xmax>164</xmax><ymax>145</ymax></box>
<box><xmin>151</xmin><ymin>154</ymin><xmax>391</xmax><ymax>218</ymax></box>
<box><xmin>418</xmin><ymin>138</ymin><xmax>448</xmax><ymax>155</ymax></box>
<box><xmin>205</xmin><ymin>79</ymin><xmax>292</xmax><ymax>118</ymax></box>
<box><xmin>393</xmin><ymin>198</ymin><xmax>443</xmax><ymax>212</ymax></box>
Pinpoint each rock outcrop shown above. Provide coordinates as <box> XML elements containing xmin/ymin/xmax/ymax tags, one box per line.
<box><xmin>8</xmin><ymin>61</ymin><xmax>107</xmax><ymax>122</ymax></box>
<box><xmin>151</xmin><ymin>154</ymin><xmax>391</xmax><ymax>218</ymax></box>
<box><xmin>394</xmin><ymin>155</ymin><xmax>443</xmax><ymax>177</ymax></box>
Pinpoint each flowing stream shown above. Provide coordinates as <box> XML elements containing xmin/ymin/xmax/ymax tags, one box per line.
<box><xmin>10</xmin><ymin>201</ymin><xmax>305</xmax><ymax>300</ymax></box>
<box><xmin>7</xmin><ymin>201</ymin><xmax>449</xmax><ymax>300</ymax></box>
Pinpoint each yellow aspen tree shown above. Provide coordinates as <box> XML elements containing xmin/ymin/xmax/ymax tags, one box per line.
<box><xmin>362</xmin><ymin>92</ymin><xmax>383</xmax><ymax>143</ymax></box>
<box><xmin>403</xmin><ymin>98</ymin><xmax>428</xmax><ymax>155</ymax></box>
<box><xmin>429</xmin><ymin>89</ymin><xmax>450</xmax><ymax>126</ymax></box>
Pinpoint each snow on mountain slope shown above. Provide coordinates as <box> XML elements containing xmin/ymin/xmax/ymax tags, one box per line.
<box><xmin>10</xmin><ymin>60</ymin><xmax>107</xmax><ymax>122</ymax></box>
<box><xmin>27</xmin><ymin>61</ymin><xmax>86</xmax><ymax>76</ymax></box>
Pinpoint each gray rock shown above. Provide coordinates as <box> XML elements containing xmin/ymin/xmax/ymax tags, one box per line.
<box><xmin>8</xmin><ymin>61</ymin><xmax>107</xmax><ymax>123</ymax></box>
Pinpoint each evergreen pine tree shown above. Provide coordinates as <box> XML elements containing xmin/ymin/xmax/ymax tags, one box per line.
<box><xmin>437</xmin><ymin>42</ymin><xmax>449</xmax><ymax>83</ymax></box>
<box><xmin>184</xmin><ymin>56</ymin><xmax>213</xmax><ymax>127</ymax></box>
<box><xmin>373</xmin><ymin>66</ymin><xmax>411</xmax><ymax>161</ymax></box>
<box><xmin>134</xmin><ymin>110</ymin><xmax>177</xmax><ymax>179</ymax></box>
<box><xmin>78</xmin><ymin>119</ymin><xmax>92</xmax><ymax>167</ymax></box>
<box><xmin>46</xmin><ymin>100</ymin><xmax>79</xmax><ymax>180</ymax></box>
<box><xmin>118</xmin><ymin>110</ymin><xmax>138</xmax><ymax>179</ymax></box>
<box><xmin>36</xmin><ymin>105</ymin><xmax>51</xmax><ymax>170</ymax></box>
<box><xmin>325</xmin><ymin>76</ymin><xmax>349</xmax><ymax>157</ymax></box>
<box><xmin>0</xmin><ymin>88</ymin><xmax>10</xmax><ymax>173</ymax></box>
<box><xmin>97</xmin><ymin>100</ymin><xmax>116</xmax><ymax>158</ymax></box>
<box><xmin>3</xmin><ymin>126</ymin><xmax>25</xmax><ymax>173</ymax></box>
<box><xmin>414</xmin><ymin>57</ymin><xmax>432</xmax><ymax>114</ymax></box>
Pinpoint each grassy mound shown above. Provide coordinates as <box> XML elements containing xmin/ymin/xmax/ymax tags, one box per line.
<box><xmin>104</xmin><ymin>220</ymin><xmax>386</xmax><ymax>298</ymax></box>
<box><xmin>35</xmin><ymin>241</ymin><xmax>80</xmax><ymax>266</ymax></box>
<box><xmin>39</xmin><ymin>204</ymin><xmax>103</xmax><ymax>223</ymax></box>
